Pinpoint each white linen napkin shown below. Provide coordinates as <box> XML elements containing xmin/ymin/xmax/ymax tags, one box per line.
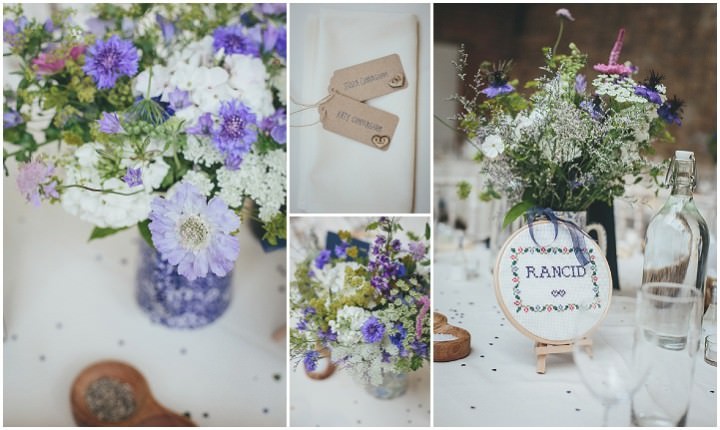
<box><xmin>291</xmin><ymin>9</ymin><xmax>418</xmax><ymax>213</ymax></box>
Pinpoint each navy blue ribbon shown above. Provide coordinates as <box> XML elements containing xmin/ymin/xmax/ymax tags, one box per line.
<box><xmin>525</xmin><ymin>207</ymin><xmax>591</xmax><ymax>266</ymax></box>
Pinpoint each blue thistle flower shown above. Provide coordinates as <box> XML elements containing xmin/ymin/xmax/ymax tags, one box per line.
<box><xmin>657</xmin><ymin>96</ymin><xmax>684</xmax><ymax>126</ymax></box>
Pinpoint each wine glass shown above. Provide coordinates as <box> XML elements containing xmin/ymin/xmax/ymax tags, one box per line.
<box><xmin>571</xmin><ymin>303</ymin><xmax>651</xmax><ymax>426</ymax></box>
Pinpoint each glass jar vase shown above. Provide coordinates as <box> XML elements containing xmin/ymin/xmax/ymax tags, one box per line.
<box><xmin>364</xmin><ymin>371</ymin><xmax>409</xmax><ymax>400</ymax></box>
<box><xmin>135</xmin><ymin>241</ymin><xmax>232</xmax><ymax>329</ymax></box>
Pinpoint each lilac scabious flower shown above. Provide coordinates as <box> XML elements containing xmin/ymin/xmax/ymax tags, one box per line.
<box><xmin>212</xmin><ymin>100</ymin><xmax>258</xmax><ymax>169</ymax></box>
<box><xmin>255</xmin><ymin>3</ymin><xmax>286</xmax><ymax>15</ymax></box>
<box><xmin>555</xmin><ymin>8</ymin><xmax>575</xmax><ymax>21</ymax></box>
<box><xmin>212</xmin><ymin>25</ymin><xmax>261</xmax><ymax>57</ymax></box>
<box><xmin>83</xmin><ymin>35</ymin><xmax>139</xmax><ymax>89</ymax></box>
<box><xmin>416</xmin><ymin>296</ymin><xmax>430</xmax><ymax>338</ymax></box>
<box><xmin>657</xmin><ymin>96</ymin><xmax>684</xmax><ymax>126</ymax></box>
<box><xmin>408</xmin><ymin>241</ymin><xmax>426</xmax><ymax>261</ymax></box>
<box><xmin>361</xmin><ymin>316</ymin><xmax>385</xmax><ymax>343</ymax></box>
<box><xmin>122</xmin><ymin>167</ymin><xmax>143</xmax><ymax>187</ymax></box>
<box><xmin>634</xmin><ymin>70</ymin><xmax>664</xmax><ymax>105</ymax></box>
<box><xmin>303</xmin><ymin>350</ymin><xmax>320</xmax><ymax>372</ymax></box>
<box><xmin>314</xmin><ymin>250</ymin><xmax>331</xmax><ymax>270</ymax></box>
<box><xmin>97</xmin><ymin>112</ymin><xmax>124</xmax><ymax>134</ymax></box>
<box><xmin>148</xmin><ymin>182</ymin><xmax>240</xmax><ymax>281</ymax></box>
<box><xmin>186</xmin><ymin>112</ymin><xmax>214</xmax><ymax>136</ymax></box>
<box><xmin>16</xmin><ymin>158</ymin><xmax>58</xmax><ymax>206</ymax></box>
<box><xmin>4</xmin><ymin>110</ymin><xmax>23</xmax><ymax>128</ymax></box>
<box><xmin>594</xmin><ymin>28</ymin><xmax>634</xmax><ymax>76</ymax></box>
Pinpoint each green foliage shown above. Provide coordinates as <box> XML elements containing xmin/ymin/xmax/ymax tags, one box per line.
<box><xmin>262</xmin><ymin>212</ymin><xmax>287</xmax><ymax>246</ymax></box>
<box><xmin>88</xmin><ymin>226</ymin><xmax>130</xmax><ymax>241</ymax></box>
<box><xmin>457</xmin><ymin>180</ymin><xmax>472</xmax><ymax>200</ymax></box>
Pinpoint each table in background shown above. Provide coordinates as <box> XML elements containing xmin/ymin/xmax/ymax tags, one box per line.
<box><xmin>434</xmin><ymin>246</ymin><xmax>717</xmax><ymax>427</ymax></box>
<box><xmin>3</xmin><ymin>161</ymin><xmax>287</xmax><ymax>426</ymax></box>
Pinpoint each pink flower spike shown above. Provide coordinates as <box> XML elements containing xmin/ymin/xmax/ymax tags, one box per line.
<box><xmin>593</xmin><ymin>28</ymin><xmax>634</xmax><ymax>76</ymax></box>
<box><xmin>69</xmin><ymin>44</ymin><xmax>86</xmax><ymax>60</ymax></box>
<box><xmin>415</xmin><ymin>296</ymin><xmax>430</xmax><ymax>338</ymax></box>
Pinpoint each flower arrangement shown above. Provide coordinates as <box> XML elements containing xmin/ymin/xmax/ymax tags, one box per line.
<box><xmin>3</xmin><ymin>4</ymin><xmax>287</xmax><ymax>280</ymax></box>
<box><xmin>289</xmin><ymin>218</ymin><xmax>431</xmax><ymax>386</ymax></box>
<box><xmin>452</xmin><ymin>9</ymin><xmax>682</xmax><ymax>226</ymax></box>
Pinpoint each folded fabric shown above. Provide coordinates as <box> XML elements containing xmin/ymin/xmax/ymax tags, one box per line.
<box><xmin>291</xmin><ymin>9</ymin><xmax>418</xmax><ymax>213</ymax></box>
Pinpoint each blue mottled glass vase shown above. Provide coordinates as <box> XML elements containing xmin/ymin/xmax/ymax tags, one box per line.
<box><xmin>136</xmin><ymin>241</ymin><xmax>232</xmax><ymax>329</ymax></box>
<box><xmin>364</xmin><ymin>371</ymin><xmax>409</xmax><ymax>400</ymax></box>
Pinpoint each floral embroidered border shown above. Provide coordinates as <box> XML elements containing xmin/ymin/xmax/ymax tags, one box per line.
<box><xmin>509</xmin><ymin>246</ymin><xmax>601</xmax><ymax>313</ymax></box>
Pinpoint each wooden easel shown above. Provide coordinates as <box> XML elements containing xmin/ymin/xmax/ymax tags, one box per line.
<box><xmin>534</xmin><ymin>337</ymin><xmax>592</xmax><ymax>374</ymax></box>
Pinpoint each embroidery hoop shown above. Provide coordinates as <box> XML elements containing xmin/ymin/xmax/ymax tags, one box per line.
<box><xmin>493</xmin><ymin>220</ymin><xmax>613</xmax><ymax>345</ymax></box>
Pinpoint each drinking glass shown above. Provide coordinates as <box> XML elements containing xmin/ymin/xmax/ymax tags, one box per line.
<box><xmin>631</xmin><ymin>282</ymin><xmax>702</xmax><ymax>427</ymax></box>
<box><xmin>572</xmin><ymin>304</ymin><xmax>651</xmax><ymax>426</ymax></box>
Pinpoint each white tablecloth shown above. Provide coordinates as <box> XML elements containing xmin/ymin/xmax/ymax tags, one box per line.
<box><xmin>3</xmin><ymin>162</ymin><xmax>287</xmax><ymax>426</ymax></box>
<box><xmin>434</xmin><ymin>246</ymin><xmax>717</xmax><ymax>427</ymax></box>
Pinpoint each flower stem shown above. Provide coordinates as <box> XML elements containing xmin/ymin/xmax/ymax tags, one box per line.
<box><xmin>61</xmin><ymin>184</ymin><xmax>144</xmax><ymax>196</ymax></box>
<box><xmin>3</xmin><ymin>139</ymin><xmax>58</xmax><ymax>159</ymax></box>
<box><xmin>433</xmin><ymin>115</ymin><xmax>482</xmax><ymax>152</ymax></box>
<box><xmin>553</xmin><ymin>20</ymin><xmax>564</xmax><ymax>57</ymax></box>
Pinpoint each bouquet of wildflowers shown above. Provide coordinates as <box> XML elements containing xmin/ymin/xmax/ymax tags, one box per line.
<box><xmin>452</xmin><ymin>9</ymin><xmax>682</xmax><ymax>226</ymax></box>
<box><xmin>289</xmin><ymin>218</ymin><xmax>431</xmax><ymax>386</ymax></box>
<box><xmin>3</xmin><ymin>4</ymin><xmax>286</xmax><ymax>280</ymax></box>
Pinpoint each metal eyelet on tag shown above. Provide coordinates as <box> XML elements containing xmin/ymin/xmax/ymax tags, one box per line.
<box><xmin>388</xmin><ymin>73</ymin><xmax>405</xmax><ymax>88</ymax></box>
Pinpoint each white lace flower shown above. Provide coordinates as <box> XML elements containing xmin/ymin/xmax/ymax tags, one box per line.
<box><xmin>225</xmin><ymin>54</ymin><xmax>274</xmax><ymax>119</ymax></box>
<box><xmin>271</xmin><ymin>68</ymin><xmax>287</xmax><ymax>104</ymax></box>
<box><xmin>481</xmin><ymin>134</ymin><xmax>505</xmax><ymax>159</ymax></box>
<box><xmin>182</xmin><ymin>136</ymin><xmax>225</xmax><ymax>166</ymax></box>
<box><xmin>181</xmin><ymin>170</ymin><xmax>214</xmax><ymax>196</ymax></box>
<box><xmin>216</xmin><ymin>149</ymin><xmax>286</xmax><ymax>219</ymax></box>
<box><xmin>329</xmin><ymin>306</ymin><xmax>370</xmax><ymax>346</ymax></box>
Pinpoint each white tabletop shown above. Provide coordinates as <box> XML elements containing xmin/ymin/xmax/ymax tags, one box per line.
<box><xmin>434</xmin><ymin>245</ymin><xmax>717</xmax><ymax>427</ymax></box>
<box><xmin>3</xmin><ymin>161</ymin><xmax>287</xmax><ymax>426</ymax></box>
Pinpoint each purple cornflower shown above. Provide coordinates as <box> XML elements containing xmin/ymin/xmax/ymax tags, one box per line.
<box><xmin>43</xmin><ymin>19</ymin><xmax>54</xmax><ymax>33</ymax></box>
<box><xmin>314</xmin><ymin>250</ymin><xmax>331</xmax><ymax>270</ymax></box>
<box><xmin>634</xmin><ymin>70</ymin><xmax>664</xmax><ymax>105</ymax></box>
<box><xmin>317</xmin><ymin>327</ymin><xmax>337</xmax><ymax>343</ymax></box>
<box><xmin>148</xmin><ymin>182</ymin><xmax>240</xmax><ymax>281</ymax></box>
<box><xmin>16</xmin><ymin>158</ymin><xmax>58</xmax><ymax>206</ymax></box>
<box><xmin>186</xmin><ymin>112</ymin><xmax>214</xmax><ymax>136</ymax></box>
<box><xmin>303</xmin><ymin>350</ymin><xmax>320</xmax><ymax>372</ymax></box>
<box><xmin>212</xmin><ymin>100</ymin><xmax>257</xmax><ymax>169</ymax></box>
<box><xmin>303</xmin><ymin>306</ymin><xmax>316</xmax><ymax>317</ymax></box>
<box><xmin>156</xmin><ymin>14</ymin><xmax>175</xmax><ymax>43</ymax></box>
<box><xmin>260</xmin><ymin>108</ymin><xmax>286</xmax><ymax>144</ymax></box>
<box><xmin>389</xmin><ymin>323</ymin><xmax>407</xmax><ymax>355</ymax></box>
<box><xmin>395</xmin><ymin>262</ymin><xmax>407</xmax><ymax>278</ymax></box>
<box><xmin>408</xmin><ymin>241</ymin><xmax>426</xmax><ymax>261</ymax></box>
<box><xmin>574</xmin><ymin>74</ymin><xmax>586</xmax><ymax>94</ymax></box>
<box><xmin>97</xmin><ymin>112</ymin><xmax>124</xmax><ymax>134</ymax></box>
<box><xmin>4</xmin><ymin>110</ymin><xmax>23</xmax><ymax>128</ymax></box>
<box><xmin>361</xmin><ymin>316</ymin><xmax>385</xmax><ymax>343</ymax></box>
<box><xmin>167</xmin><ymin>87</ymin><xmax>191</xmax><ymax>110</ymax></box>
<box><xmin>381</xmin><ymin>350</ymin><xmax>392</xmax><ymax>363</ymax></box>
<box><xmin>594</xmin><ymin>28</ymin><xmax>634</xmax><ymax>76</ymax></box>
<box><xmin>334</xmin><ymin>243</ymin><xmax>348</xmax><ymax>259</ymax></box>
<box><xmin>580</xmin><ymin>95</ymin><xmax>605</xmax><ymax>121</ymax></box>
<box><xmin>296</xmin><ymin>319</ymin><xmax>308</xmax><ymax>331</ymax></box>
<box><xmin>657</xmin><ymin>96</ymin><xmax>684</xmax><ymax>126</ymax></box>
<box><xmin>83</xmin><ymin>35</ymin><xmax>139</xmax><ymax>89</ymax></box>
<box><xmin>122</xmin><ymin>167</ymin><xmax>143</xmax><ymax>187</ymax></box>
<box><xmin>263</xmin><ymin>23</ymin><xmax>286</xmax><ymax>58</ymax></box>
<box><xmin>410</xmin><ymin>339</ymin><xmax>429</xmax><ymax>358</ymax></box>
<box><xmin>390</xmin><ymin>239</ymin><xmax>401</xmax><ymax>252</ymax></box>
<box><xmin>212</xmin><ymin>25</ymin><xmax>261</xmax><ymax>57</ymax></box>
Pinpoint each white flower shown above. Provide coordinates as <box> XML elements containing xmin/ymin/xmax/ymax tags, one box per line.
<box><xmin>194</xmin><ymin>83</ymin><xmax>241</xmax><ymax>113</ymax></box>
<box><xmin>329</xmin><ymin>306</ymin><xmax>370</xmax><ymax>346</ymax></box>
<box><xmin>20</xmin><ymin>98</ymin><xmax>56</xmax><ymax>144</ymax></box>
<box><xmin>225</xmin><ymin>54</ymin><xmax>274</xmax><ymax>119</ymax></box>
<box><xmin>181</xmin><ymin>170</ymin><xmax>214</xmax><ymax>196</ymax></box>
<box><xmin>481</xmin><ymin>134</ymin><xmax>505</xmax><ymax>159</ymax></box>
<box><xmin>60</xmin><ymin>144</ymin><xmax>169</xmax><ymax>228</ymax></box>
<box><xmin>216</xmin><ymin>149</ymin><xmax>286</xmax><ymax>220</ymax></box>
<box><xmin>133</xmin><ymin>65</ymin><xmax>171</xmax><ymax>98</ymax></box>
<box><xmin>182</xmin><ymin>136</ymin><xmax>225</xmax><ymax>166</ymax></box>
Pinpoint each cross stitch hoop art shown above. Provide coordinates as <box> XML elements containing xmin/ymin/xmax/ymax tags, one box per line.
<box><xmin>493</xmin><ymin>220</ymin><xmax>613</xmax><ymax>345</ymax></box>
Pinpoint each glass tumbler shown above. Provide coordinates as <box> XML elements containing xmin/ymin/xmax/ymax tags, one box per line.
<box><xmin>631</xmin><ymin>282</ymin><xmax>702</xmax><ymax>427</ymax></box>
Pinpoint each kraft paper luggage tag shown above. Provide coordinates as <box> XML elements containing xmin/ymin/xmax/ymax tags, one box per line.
<box><xmin>319</xmin><ymin>93</ymin><xmax>398</xmax><ymax>151</ymax></box>
<box><xmin>328</xmin><ymin>54</ymin><xmax>408</xmax><ymax>102</ymax></box>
